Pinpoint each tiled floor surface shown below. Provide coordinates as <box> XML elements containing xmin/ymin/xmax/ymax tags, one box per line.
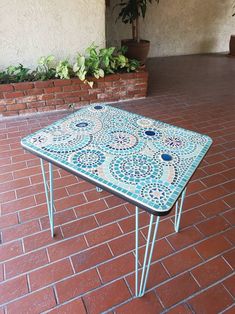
<box><xmin>0</xmin><ymin>54</ymin><xmax>234</xmax><ymax>313</ymax></box>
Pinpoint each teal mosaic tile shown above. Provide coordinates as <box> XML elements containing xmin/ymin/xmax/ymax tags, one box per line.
<box><xmin>21</xmin><ymin>104</ymin><xmax>212</xmax><ymax>215</ymax></box>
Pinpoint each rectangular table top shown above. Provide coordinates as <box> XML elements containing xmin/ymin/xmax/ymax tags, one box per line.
<box><xmin>21</xmin><ymin>104</ymin><xmax>212</xmax><ymax>216</ymax></box>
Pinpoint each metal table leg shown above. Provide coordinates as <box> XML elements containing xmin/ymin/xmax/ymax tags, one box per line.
<box><xmin>174</xmin><ymin>187</ymin><xmax>187</xmax><ymax>232</ymax></box>
<box><xmin>40</xmin><ymin>159</ymin><xmax>55</xmax><ymax>238</ymax></box>
<box><xmin>135</xmin><ymin>206</ymin><xmax>160</xmax><ymax>297</ymax></box>
<box><xmin>135</xmin><ymin>187</ymin><xmax>187</xmax><ymax>297</ymax></box>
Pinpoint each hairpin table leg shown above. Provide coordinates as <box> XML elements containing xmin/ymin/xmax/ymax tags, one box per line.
<box><xmin>174</xmin><ymin>187</ymin><xmax>187</xmax><ymax>233</ymax></box>
<box><xmin>40</xmin><ymin>159</ymin><xmax>55</xmax><ymax>238</ymax></box>
<box><xmin>135</xmin><ymin>206</ymin><xmax>160</xmax><ymax>297</ymax></box>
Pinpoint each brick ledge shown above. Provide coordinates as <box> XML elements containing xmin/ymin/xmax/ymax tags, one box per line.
<box><xmin>0</xmin><ymin>70</ymin><xmax>148</xmax><ymax>117</ymax></box>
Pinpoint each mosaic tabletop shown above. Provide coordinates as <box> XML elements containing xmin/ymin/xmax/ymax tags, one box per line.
<box><xmin>21</xmin><ymin>104</ymin><xmax>212</xmax><ymax>215</ymax></box>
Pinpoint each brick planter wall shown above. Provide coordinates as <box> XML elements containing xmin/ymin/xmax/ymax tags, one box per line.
<box><xmin>0</xmin><ymin>70</ymin><xmax>148</xmax><ymax>117</ymax></box>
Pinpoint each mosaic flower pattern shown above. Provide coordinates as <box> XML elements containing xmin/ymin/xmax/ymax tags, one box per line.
<box><xmin>21</xmin><ymin>104</ymin><xmax>212</xmax><ymax>214</ymax></box>
<box><xmin>110</xmin><ymin>155</ymin><xmax>162</xmax><ymax>185</ymax></box>
<box><xmin>69</xmin><ymin>150</ymin><xmax>105</xmax><ymax>169</ymax></box>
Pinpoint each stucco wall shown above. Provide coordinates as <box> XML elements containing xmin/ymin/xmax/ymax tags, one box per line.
<box><xmin>0</xmin><ymin>0</ymin><xmax>105</xmax><ymax>69</ymax></box>
<box><xmin>106</xmin><ymin>0</ymin><xmax>235</xmax><ymax>57</ymax></box>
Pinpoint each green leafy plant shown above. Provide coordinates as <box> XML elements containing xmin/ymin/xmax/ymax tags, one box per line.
<box><xmin>0</xmin><ymin>44</ymin><xmax>139</xmax><ymax>85</ymax></box>
<box><xmin>8</xmin><ymin>64</ymin><xmax>32</xmax><ymax>82</ymax></box>
<box><xmin>0</xmin><ymin>70</ymin><xmax>9</xmax><ymax>84</ymax></box>
<box><xmin>33</xmin><ymin>55</ymin><xmax>56</xmax><ymax>81</ymax></box>
<box><xmin>56</xmin><ymin>60</ymin><xmax>72</xmax><ymax>79</ymax></box>
<box><xmin>85</xmin><ymin>44</ymin><xmax>104</xmax><ymax>79</ymax></box>
<box><xmin>115</xmin><ymin>0</ymin><xmax>159</xmax><ymax>42</ymax></box>
<box><xmin>99</xmin><ymin>47</ymin><xmax>116</xmax><ymax>73</ymax></box>
<box><xmin>73</xmin><ymin>54</ymin><xmax>94</xmax><ymax>87</ymax></box>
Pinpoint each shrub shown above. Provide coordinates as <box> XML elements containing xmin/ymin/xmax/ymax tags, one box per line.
<box><xmin>0</xmin><ymin>44</ymin><xmax>140</xmax><ymax>85</ymax></box>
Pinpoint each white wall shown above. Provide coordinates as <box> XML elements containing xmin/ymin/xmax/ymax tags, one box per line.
<box><xmin>106</xmin><ymin>0</ymin><xmax>235</xmax><ymax>57</ymax></box>
<box><xmin>0</xmin><ymin>0</ymin><xmax>105</xmax><ymax>69</ymax></box>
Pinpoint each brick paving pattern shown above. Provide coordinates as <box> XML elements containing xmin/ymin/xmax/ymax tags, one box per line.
<box><xmin>0</xmin><ymin>54</ymin><xmax>234</xmax><ymax>313</ymax></box>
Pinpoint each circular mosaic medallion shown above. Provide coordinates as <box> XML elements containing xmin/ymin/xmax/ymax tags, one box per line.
<box><xmin>137</xmin><ymin>118</ymin><xmax>153</xmax><ymax>128</ymax></box>
<box><xmin>30</xmin><ymin>132</ymin><xmax>50</xmax><ymax>147</ymax></box>
<box><xmin>154</xmin><ymin>131</ymin><xmax>197</xmax><ymax>155</ymax></box>
<box><xmin>189</xmin><ymin>133</ymin><xmax>210</xmax><ymax>145</ymax></box>
<box><xmin>103</xmin><ymin>114</ymin><xmax>138</xmax><ymax>131</ymax></box>
<box><xmin>69</xmin><ymin>150</ymin><xmax>105</xmax><ymax>169</ymax></box>
<box><xmin>110</xmin><ymin>155</ymin><xmax>161</xmax><ymax>185</ymax></box>
<box><xmin>100</xmin><ymin>130</ymin><xmax>144</xmax><ymax>155</ymax></box>
<box><xmin>138</xmin><ymin>128</ymin><xmax>162</xmax><ymax>141</ymax></box>
<box><xmin>61</xmin><ymin>116</ymin><xmax>102</xmax><ymax>135</ymax></box>
<box><xmin>153</xmin><ymin>150</ymin><xmax>180</xmax><ymax>165</ymax></box>
<box><xmin>136</xmin><ymin>179</ymin><xmax>173</xmax><ymax>208</ymax></box>
<box><xmin>88</xmin><ymin>104</ymin><xmax>108</xmax><ymax>113</ymax></box>
<box><xmin>42</xmin><ymin>133</ymin><xmax>92</xmax><ymax>154</ymax></box>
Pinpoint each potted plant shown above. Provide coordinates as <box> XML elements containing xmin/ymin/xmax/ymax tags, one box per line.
<box><xmin>115</xmin><ymin>0</ymin><xmax>159</xmax><ymax>64</ymax></box>
<box><xmin>229</xmin><ymin>3</ymin><xmax>235</xmax><ymax>56</ymax></box>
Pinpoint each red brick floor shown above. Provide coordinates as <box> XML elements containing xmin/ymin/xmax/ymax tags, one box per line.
<box><xmin>0</xmin><ymin>54</ymin><xmax>234</xmax><ymax>313</ymax></box>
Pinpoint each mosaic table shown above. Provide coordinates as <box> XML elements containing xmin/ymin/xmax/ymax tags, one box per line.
<box><xmin>21</xmin><ymin>104</ymin><xmax>212</xmax><ymax>297</ymax></box>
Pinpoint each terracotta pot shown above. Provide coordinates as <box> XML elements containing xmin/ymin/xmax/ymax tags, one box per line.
<box><xmin>121</xmin><ymin>39</ymin><xmax>150</xmax><ymax>65</ymax></box>
<box><xmin>229</xmin><ymin>35</ymin><xmax>235</xmax><ymax>56</ymax></box>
